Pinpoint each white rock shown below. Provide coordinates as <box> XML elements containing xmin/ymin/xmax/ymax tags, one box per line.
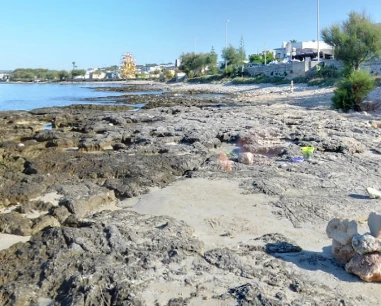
<box><xmin>368</xmin><ymin>212</ymin><xmax>381</xmax><ymax>238</ymax></box>
<box><xmin>367</xmin><ymin>187</ymin><xmax>381</xmax><ymax>199</ymax></box>
<box><xmin>239</xmin><ymin>152</ymin><xmax>254</xmax><ymax>165</ymax></box>
<box><xmin>352</xmin><ymin>234</ymin><xmax>381</xmax><ymax>254</ymax></box>
<box><xmin>326</xmin><ymin>218</ymin><xmax>358</xmax><ymax>245</ymax></box>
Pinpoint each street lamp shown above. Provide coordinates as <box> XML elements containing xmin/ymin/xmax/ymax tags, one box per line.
<box><xmin>317</xmin><ymin>0</ymin><xmax>320</xmax><ymax>62</ymax></box>
<box><xmin>225</xmin><ymin>19</ymin><xmax>229</xmax><ymax>70</ymax></box>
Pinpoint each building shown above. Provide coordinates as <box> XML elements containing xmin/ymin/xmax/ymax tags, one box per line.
<box><xmin>84</xmin><ymin>68</ymin><xmax>106</xmax><ymax>80</ymax></box>
<box><xmin>274</xmin><ymin>41</ymin><xmax>334</xmax><ymax>61</ymax></box>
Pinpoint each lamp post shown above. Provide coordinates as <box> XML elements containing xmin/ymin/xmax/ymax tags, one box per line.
<box><xmin>317</xmin><ymin>0</ymin><xmax>320</xmax><ymax>62</ymax></box>
<box><xmin>225</xmin><ymin>20</ymin><xmax>229</xmax><ymax>70</ymax></box>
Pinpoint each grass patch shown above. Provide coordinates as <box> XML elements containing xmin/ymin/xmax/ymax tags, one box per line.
<box><xmin>186</xmin><ymin>75</ymin><xmax>225</xmax><ymax>84</ymax></box>
<box><xmin>231</xmin><ymin>74</ymin><xmax>289</xmax><ymax>85</ymax></box>
<box><xmin>307</xmin><ymin>77</ymin><xmax>337</xmax><ymax>87</ymax></box>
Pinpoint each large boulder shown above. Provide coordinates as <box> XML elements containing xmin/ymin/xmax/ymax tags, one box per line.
<box><xmin>346</xmin><ymin>253</ymin><xmax>381</xmax><ymax>282</ymax></box>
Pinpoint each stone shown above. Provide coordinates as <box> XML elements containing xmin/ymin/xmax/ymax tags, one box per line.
<box><xmin>331</xmin><ymin>239</ymin><xmax>357</xmax><ymax>264</ymax></box>
<box><xmin>31</xmin><ymin>215</ymin><xmax>61</xmax><ymax>235</ymax></box>
<box><xmin>217</xmin><ymin>153</ymin><xmax>232</xmax><ymax>172</ymax></box>
<box><xmin>366</xmin><ymin>187</ymin><xmax>381</xmax><ymax>199</ymax></box>
<box><xmin>352</xmin><ymin>234</ymin><xmax>381</xmax><ymax>254</ymax></box>
<box><xmin>326</xmin><ymin>218</ymin><xmax>358</xmax><ymax>245</ymax></box>
<box><xmin>0</xmin><ymin>212</ymin><xmax>32</xmax><ymax>236</ymax></box>
<box><xmin>368</xmin><ymin>212</ymin><xmax>381</xmax><ymax>238</ymax></box>
<box><xmin>239</xmin><ymin>152</ymin><xmax>254</xmax><ymax>165</ymax></box>
<box><xmin>346</xmin><ymin>253</ymin><xmax>381</xmax><ymax>282</ymax></box>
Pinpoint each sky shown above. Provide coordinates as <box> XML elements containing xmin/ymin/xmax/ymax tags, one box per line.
<box><xmin>1</xmin><ymin>0</ymin><xmax>381</xmax><ymax>71</ymax></box>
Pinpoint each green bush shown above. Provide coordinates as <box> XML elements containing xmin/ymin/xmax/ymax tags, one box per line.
<box><xmin>231</xmin><ymin>74</ymin><xmax>288</xmax><ymax>85</ymax></box>
<box><xmin>307</xmin><ymin>77</ymin><xmax>337</xmax><ymax>87</ymax></box>
<box><xmin>186</xmin><ymin>74</ymin><xmax>224</xmax><ymax>84</ymax></box>
<box><xmin>223</xmin><ymin>65</ymin><xmax>236</xmax><ymax>77</ymax></box>
<box><xmin>332</xmin><ymin>70</ymin><xmax>375</xmax><ymax>112</ymax></box>
<box><xmin>317</xmin><ymin>64</ymin><xmax>340</xmax><ymax>78</ymax></box>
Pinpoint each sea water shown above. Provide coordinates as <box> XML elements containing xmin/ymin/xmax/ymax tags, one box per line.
<box><xmin>0</xmin><ymin>83</ymin><xmax>125</xmax><ymax>111</ymax></box>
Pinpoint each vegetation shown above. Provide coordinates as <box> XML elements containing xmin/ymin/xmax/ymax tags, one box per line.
<box><xmin>322</xmin><ymin>11</ymin><xmax>381</xmax><ymax>111</ymax></box>
<box><xmin>9</xmin><ymin>68</ymin><xmax>86</xmax><ymax>81</ymax></box>
<box><xmin>322</xmin><ymin>11</ymin><xmax>381</xmax><ymax>71</ymax></box>
<box><xmin>179</xmin><ymin>48</ymin><xmax>218</xmax><ymax>77</ymax></box>
<box><xmin>71</xmin><ymin>69</ymin><xmax>86</xmax><ymax>78</ymax></box>
<box><xmin>231</xmin><ymin>74</ymin><xmax>289</xmax><ymax>85</ymax></box>
<box><xmin>186</xmin><ymin>74</ymin><xmax>225</xmax><ymax>84</ymax></box>
<box><xmin>163</xmin><ymin>69</ymin><xmax>175</xmax><ymax>81</ymax></box>
<box><xmin>249</xmin><ymin>52</ymin><xmax>275</xmax><ymax>64</ymax></box>
<box><xmin>221</xmin><ymin>38</ymin><xmax>247</xmax><ymax>77</ymax></box>
<box><xmin>332</xmin><ymin>70</ymin><xmax>375</xmax><ymax>111</ymax></box>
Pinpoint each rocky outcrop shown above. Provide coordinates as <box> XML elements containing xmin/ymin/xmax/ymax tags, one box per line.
<box><xmin>0</xmin><ymin>214</ymin><xmax>351</xmax><ymax>305</ymax></box>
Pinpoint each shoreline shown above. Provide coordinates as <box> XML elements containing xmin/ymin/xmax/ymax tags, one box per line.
<box><xmin>1</xmin><ymin>81</ymin><xmax>381</xmax><ymax>304</ymax></box>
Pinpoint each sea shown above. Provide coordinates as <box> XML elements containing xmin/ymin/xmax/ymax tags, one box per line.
<box><xmin>0</xmin><ymin>83</ymin><xmax>126</xmax><ymax>111</ymax></box>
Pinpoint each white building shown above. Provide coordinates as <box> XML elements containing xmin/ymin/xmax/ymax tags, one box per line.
<box><xmin>274</xmin><ymin>40</ymin><xmax>334</xmax><ymax>61</ymax></box>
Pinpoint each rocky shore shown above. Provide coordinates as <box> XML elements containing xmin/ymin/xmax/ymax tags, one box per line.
<box><xmin>1</xmin><ymin>81</ymin><xmax>381</xmax><ymax>305</ymax></box>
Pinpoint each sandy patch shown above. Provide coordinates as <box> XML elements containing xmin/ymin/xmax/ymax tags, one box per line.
<box><xmin>123</xmin><ymin>177</ymin><xmax>380</xmax><ymax>304</ymax></box>
<box><xmin>123</xmin><ymin>178</ymin><xmax>327</xmax><ymax>252</ymax></box>
<box><xmin>0</xmin><ymin>233</ymin><xmax>30</xmax><ymax>251</ymax></box>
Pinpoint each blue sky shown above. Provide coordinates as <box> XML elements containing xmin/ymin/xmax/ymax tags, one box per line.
<box><xmin>1</xmin><ymin>0</ymin><xmax>381</xmax><ymax>70</ymax></box>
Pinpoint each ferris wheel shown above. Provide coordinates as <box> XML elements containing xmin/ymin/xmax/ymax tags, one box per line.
<box><xmin>120</xmin><ymin>52</ymin><xmax>136</xmax><ymax>79</ymax></box>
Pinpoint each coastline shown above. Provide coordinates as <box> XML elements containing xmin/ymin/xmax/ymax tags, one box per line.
<box><xmin>0</xmin><ymin>81</ymin><xmax>381</xmax><ymax>304</ymax></box>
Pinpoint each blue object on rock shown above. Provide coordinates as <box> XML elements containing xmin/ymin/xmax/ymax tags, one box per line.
<box><xmin>290</xmin><ymin>156</ymin><xmax>304</xmax><ymax>163</ymax></box>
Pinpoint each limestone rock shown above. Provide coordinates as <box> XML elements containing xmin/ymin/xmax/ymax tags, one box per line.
<box><xmin>0</xmin><ymin>212</ymin><xmax>32</xmax><ymax>236</ymax></box>
<box><xmin>31</xmin><ymin>215</ymin><xmax>61</xmax><ymax>235</ymax></box>
<box><xmin>352</xmin><ymin>234</ymin><xmax>381</xmax><ymax>254</ymax></box>
<box><xmin>368</xmin><ymin>212</ymin><xmax>381</xmax><ymax>238</ymax></box>
<box><xmin>366</xmin><ymin>187</ymin><xmax>381</xmax><ymax>199</ymax></box>
<box><xmin>239</xmin><ymin>152</ymin><xmax>254</xmax><ymax>165</ymax></box>
<box><xmin>331</xmin><ymin>239</ymin><xmax>357</xmax><ymax>264</ymax></box>
<box><xmin>56</xmin><ymin>182</ymin><xmax>116</xmax><ymax>218</ymax></box>
<box><xmin>326</xmin><ymin>218</ymin><xmax>358</xmax><ymax>245</ymax></box>
<box><xmin>346</xmin><ymin>253</ymin><xmax>381</xmax><ymax>282</ymax></box>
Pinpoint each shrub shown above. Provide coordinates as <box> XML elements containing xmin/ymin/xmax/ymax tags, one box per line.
<box><xmin>186</xmin><ymin>74</ymin><xmax>224</xmax><ymax>84</ymax></box>
<box><xmin>317</xmin><ymin>64</ymin><xmax>340</xmax><ymax>78</ymax></box>
<box><xmin>222</xmin><ymin>65</ymin><xmax>236</xmax><ymax>77</ymax></box>
<box><xmin>332</xmin><ymin>70</ymin><xmax>375</xmax><ymax>112</ymax></box>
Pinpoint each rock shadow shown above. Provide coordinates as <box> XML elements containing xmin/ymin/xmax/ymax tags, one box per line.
<box><xmin>270</xmin><ymin>245</ymin><xmax>361</xmax><ymax>283</ymax></box>
<box><xmin>348</xmin><ymin>193</ymin><xmax>369</xmax><ymax>200</ymax></box>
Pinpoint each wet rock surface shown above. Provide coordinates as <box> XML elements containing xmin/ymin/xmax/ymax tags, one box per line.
<box><xmin>1</xmin><ymin>82</ymin><xmax>381</xmax><ymax>304</ymax></box>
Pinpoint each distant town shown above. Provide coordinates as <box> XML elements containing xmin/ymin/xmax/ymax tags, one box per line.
<box><xmin>0</xmin><ymin>39</ymin><xmax>337</xmax><ymax>83</ymax></box>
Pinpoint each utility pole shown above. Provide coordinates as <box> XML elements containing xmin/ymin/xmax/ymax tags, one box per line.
<box><xmin>317</xmin><ymin>0</ymin><xmax>320</xmax><ymax>62</ymax></box>
<box><xmin>225</xmin><ymin>20</ymin><xmax>229</xmax><ymax>70</ymax></box>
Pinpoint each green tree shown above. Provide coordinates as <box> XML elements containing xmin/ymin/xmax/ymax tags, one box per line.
<box><xmin>322</xmin><ymin>11</ymin><xmax>381</xmax><ymax>71</ymax></box>
<box><xmin>179</xmin><ymin>52</ymin><xmax>207</xmax><ymax>77</ymax></box>
<box><xmin>332</xmin><ymin>70</ymin><xmax>375</xmax><ymax>111</ymax></box>
<box><xmin>71</xmin><ymin>69</ymin><xmax>86</xmax><ymax>78</ymax></box>
<box><xmin>238</xmin><ymin>36</ymin><xmax>246</xmax><ymax>64</ymax></box>
<box><xmin>290</xmin><ymin>39</ymin><xmax>297</xmax><ymax>43</ymax></box>
<box><xmin>58</xmin><ymin>70</ymin><xmax>70</xmax><ymax>81</ymax></box>
<box><xmin>249</xmin><ymin>51</ymin><xmax>275</xmax><ymax>64</ymax></box>
<box><xmin>45</xmin><ymin>71</ymin><xmax>59</xmax><ymax>80</ymax></box>
<box><xmin>206</xmin><ymin>46</ymin><xmax>218</xmax><ymax>75</ymax></box>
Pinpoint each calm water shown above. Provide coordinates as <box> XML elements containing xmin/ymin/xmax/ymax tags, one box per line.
<box><xmin>0</xmin><ymin>83</ymin><xmax>125</xmax><ymax>111</ymax></box>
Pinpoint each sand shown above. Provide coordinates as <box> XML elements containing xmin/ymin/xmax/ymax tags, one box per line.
<box><xmin>122</xmin><ymin>177</ymin><xmax>380</xmax><ymax>304</ymax></box>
